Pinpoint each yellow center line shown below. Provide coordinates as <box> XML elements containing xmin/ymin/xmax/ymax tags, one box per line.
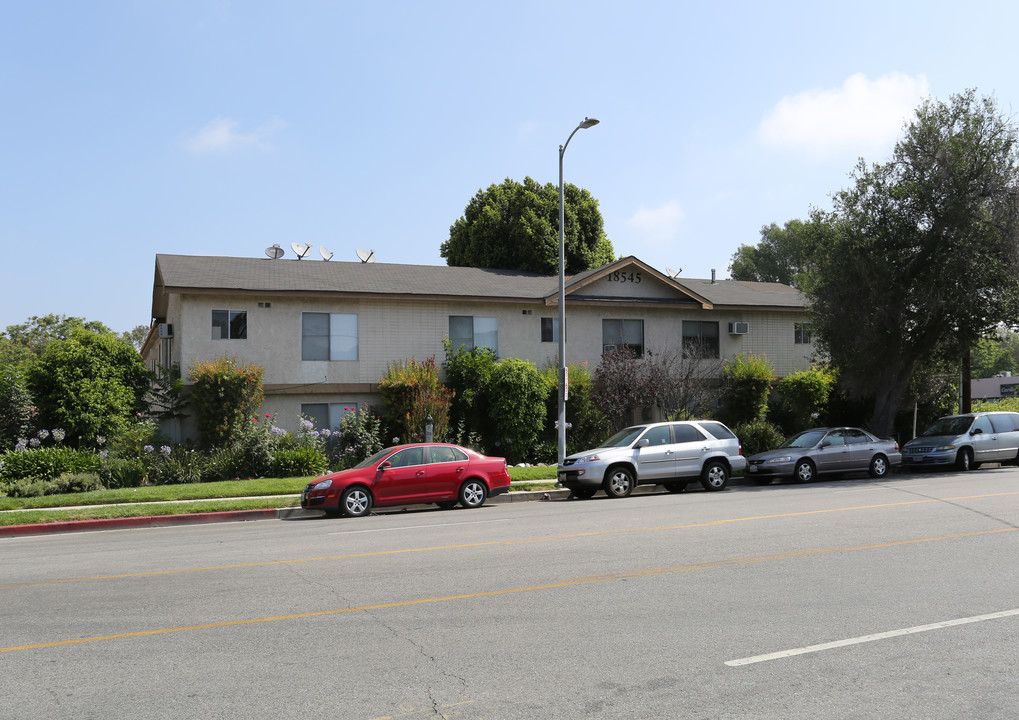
<box><xmin>4</xmin><ymin>490</ymin><xmax>1017</xmax><ymax>590</ymax></box>
<box><xmin>2</xmin><ymin>526</ymin><xmax>1014</xmax><ymax>654</ymax></box>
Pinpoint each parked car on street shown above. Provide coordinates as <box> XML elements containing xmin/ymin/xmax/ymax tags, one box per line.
<box><xmin>301</xmin><ymin>443</ymin><xmax>512</xmax><ymax>517</ymax></box>
<box><xmin>901</xmin><ymin>411</ymin><xmax>1019</xmax><ymax>470</ymax></box>
<box><xmin>557</xmin><ymin>420</ymin><xmax>746</xmax><ymax>499</ymax></box>
<box><xmin>746</xmin><ymin>427</ymin><xmax>901</xmax><ymax>483</ymax></box>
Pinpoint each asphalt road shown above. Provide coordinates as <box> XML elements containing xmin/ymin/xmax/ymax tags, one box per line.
<box><xmin>3</xmin><ymin>468</ymin><xmax>1018</xmax><ymax>719</ymax></box>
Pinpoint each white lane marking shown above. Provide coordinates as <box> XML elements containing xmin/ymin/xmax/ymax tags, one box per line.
<box><xmin>329</xmin><ymin>519</ymin><xmax>511</xmax><ymax>535</ymax></box>
<box><xmin>726</xmin><ymin>608</ymin><xmax>1019</xmax><ymax>666</ymax></box>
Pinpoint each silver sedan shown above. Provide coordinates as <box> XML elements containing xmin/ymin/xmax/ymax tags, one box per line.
<box><xmin>746</xmin><ymin>427</ymin><xmax>902</xmax><ymax>483</ymax></box>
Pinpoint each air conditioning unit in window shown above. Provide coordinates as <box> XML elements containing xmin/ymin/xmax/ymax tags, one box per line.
<box><xmin>158</xmin><ymin>323</ymin><xmax>174</xmax><ymax>339</ymax></box>
<box><xmin>728</xmin><ymin>321</ymin><xmax>750</xmax><ymax>335</ymax></box>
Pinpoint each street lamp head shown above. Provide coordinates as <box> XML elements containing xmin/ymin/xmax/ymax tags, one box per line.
<box><xmin>579</xmin><ymin>117</ymin><xmax>600</xmax><ymax>129</ymax></box>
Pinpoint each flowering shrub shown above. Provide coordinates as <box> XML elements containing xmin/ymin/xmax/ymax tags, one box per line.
<box><xmin>146</xmin><ymin>445</ymin><xmax>207</xmax><ymax>484</ymax></box>
<box><xmin>328</xmin><ymin>408</ymin><xmax>384</xmax><ymax>470</ymax></box>
<box><xmin>188</xmin><ymin>356</ymin><xmax>264</xmax><ymax>447</ymax></box>
<box><xmin>378</xmin><ymin>356</ymin><xmax>452</xmax><ymax>443</ymax></box>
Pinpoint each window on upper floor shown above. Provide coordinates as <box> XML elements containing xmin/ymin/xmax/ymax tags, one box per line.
<box><xmin>301</xmin><ymin>402</ymin><xmax>359</xmax><ymax>432</ymax></box>
<box><xmin>212</xmin><ymin>310</ymin><xmax>247</xmax><ymax>340</ymax></box>
<box><xmin>302</xmin><ymin>312</ymin><xmax>358</xmax><ymax>361</ymax></box>
<box><xmin>795</xmin><ymin>322</ymin><xmax>813</xmax><ymax>344</ymax></box>
<box><xmin>602</xmin><ymin>319</ymin><xmax>644</xmax><ymax>357</ymax></box>
<box><xmin>540</xmin><ymin>317</ymin><xmax>561</xmax><ymax>343</ymax></box>
<box><xmin>682</xmin><ymin>320</ymin><xmax>719</xmax><ymax>358</ymax></box>
<box><xmin>449</xmin><ymin>316</ymin><xmax>498</xmax><ymax>353</ymax></box>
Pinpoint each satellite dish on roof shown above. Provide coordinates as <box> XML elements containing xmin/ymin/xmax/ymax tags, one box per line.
<box><xmin>319</xmin><ymin>246</ymin><xmax>334</xmax><ymax>261</ymax></box>
<box><xmin>265</xmin><ymin>244</ymin><xmax>284</xmax><ymax>260</ymax></box>
<box><xmin>291</xmin><ymin>242</ymin><xmax>312</xmax><ymax>259</ymax></box>
<box><xmin>355</xmin><ymin>248</ymin><xmax>376</xmax><ymax>263</ymax></box>
<box><xmin>666</xmin><ymin>267</ymin><xmax>682</xmax><ymax>278</ymax></box>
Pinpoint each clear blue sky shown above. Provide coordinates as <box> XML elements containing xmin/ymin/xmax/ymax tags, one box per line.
<box><xmin>4</xmin><ymin>0</ymin><xmax>1019</xmax><ymax>334</ymax></box>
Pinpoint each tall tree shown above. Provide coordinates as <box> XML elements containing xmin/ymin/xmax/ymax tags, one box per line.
<box><xmin>802</xmin><ymin>90</ymin><xmax>1019</xmax><ymax>435</ymax></box>
<box><xmin>441</xmin><ymin>176</ymin><xmax>615</xmax><ymax>274</ymax></box>
<box><xmin>1</xmin><ymin>314</ymin><xmax>117</xmax><ymax>370</ymax></box>
<box><xmin>27</xmin><ymin>328</ymin><xmax>151</xmax><ymax>446</ymax></box>
<box><xmin>728</xmin><ymin>219</ymin><xmax>817</xmax><ymax>287</ymax></box>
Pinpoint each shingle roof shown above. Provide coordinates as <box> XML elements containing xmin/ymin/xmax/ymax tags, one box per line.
<box><xmin>152</xmin><ymin>254</ymin><xmax>806</xmax><ymax>317</ymax></box>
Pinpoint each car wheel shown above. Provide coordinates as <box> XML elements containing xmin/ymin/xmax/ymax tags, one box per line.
<box><xmin>459</xmin><ymin>480</ymin><xmax>487</xmax><ymax>508</ymax></box>
<box><xmin>869</xmin><ymin>454</ymin><xmax>889</xmax><ymax>478</ymax></box>
<box><xmin>955</xmin><ymin>448</ymin><xmax>973</xmax><ymax>472</ymax></box>
<box><xmin>700</xmin><ymin>461</ymin><xmax>729</xmax><ymax>491</ymax></box>
<box><xmin>436</xmin><ymin>501</ymin><xmax>458</xmax><ymax>509</ymax></box>
<box><xmin>603</xmin><ymin>467</ymin><xmax>634</xmax><ymax>498</ymax></box>
<box><xmin>340</xmin><ymin>486</ymin><xmax>372</xmax><ymax>517</ymax></box>
<box><xmin>571</xmin><ymin>488</ymin><xmax>597</xmax><ymax>500</ymax></box>
<box><xmin>794</xmin><ymin>459</ymin><xmax>815</xmax><ymax>483</ymax></box>
<box><xmin>665</xmin><ymin>482</ymin><xmax>687</xmax><ymax>493</ymax></box>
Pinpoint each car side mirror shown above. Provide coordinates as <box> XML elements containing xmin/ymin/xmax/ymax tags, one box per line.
<box><xmin>971</xmin><ymin>428</ymin><xmax>983</xmax><ymax>435</ymax></box>
<box><xmin>635</xmin><ymin>438</ymin><xmax>650</xmax><ymax>448</ymax></box>
<box><xmin>820</xmin><ymin>441</ymin><xmax>831</xmax><ymax>448</ymax></box>
<box><xmin>379</xmin><ymin>461</ymin><xmax>392</xmax><ymax>470</ymax></box>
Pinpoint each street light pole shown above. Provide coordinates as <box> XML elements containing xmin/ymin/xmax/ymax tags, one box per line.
<box><xmin>558</xmin><ymin>116</ymin><xmax>599</xmax><ymax>466</ymax></box>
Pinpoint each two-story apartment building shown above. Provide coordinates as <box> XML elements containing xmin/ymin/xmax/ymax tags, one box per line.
<box><xmin>143</xmin><ymin>253</ymin><xmax>815</xmax><ymax>439</ymax></box>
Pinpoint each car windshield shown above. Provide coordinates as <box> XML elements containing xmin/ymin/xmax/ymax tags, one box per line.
<box><xmin>353</xmin><ymin>447</ymin><xmax>396</xmax><ymax>469</ymax></box>
<box><xmin>920</xmin><ymin>416</ymin><xmax>974</xmax><ymax>437</ymax></box>
<box><xmin>600</xmin><ymin>426</ymin><xmax>647</xmax><ymax>448</ymax></box>
<box><xmin>778</xmin><ymin>430</ymin><xmax>827</xmax><ymax>449</ymax></box>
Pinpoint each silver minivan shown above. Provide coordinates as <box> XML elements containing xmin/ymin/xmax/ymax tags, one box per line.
<box><xmin>901</xmin><ymin>411</ymin><xmax>1019</xmax><ymax>470</ymax></box>
<box><xmin>557</xmin><ymin>420</ymin><xmax>746</xmax><ymax>499</ymax></box>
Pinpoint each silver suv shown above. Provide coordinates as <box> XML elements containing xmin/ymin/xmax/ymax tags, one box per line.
<box><xmin>902</xmin><ymin>411</ymin><xmax>1019</xmax><ymax>470</ymax></box>
<box><xmin>557</xmin><ymin>420</ymin><xmax>746</xmax><ymax>499</ymax></box>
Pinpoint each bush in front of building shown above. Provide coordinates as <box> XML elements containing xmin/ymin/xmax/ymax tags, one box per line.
<box><xmin>719</xmin><ymin>353</ymin><xmax>774</xmax><ymax>426</ymax></box>
<box><xmin>271</xmin><ymin>447</ymin><xmax>327</xmax><ymax>478</ymax></box>
<box><xmin>442</xmin><ymin>342</ymin><xmax>498</xmax><ymax>447</ymax></box>
<box><xmin>188</xmin><ymin>356</ymin><xmax>265</xmax><ymax>448</ymax></box>
<box><xmin>767</xmin><ymin>366</ymin><xmax>837</xmax><ymax>434</ymax></box>
<box><xmin>542</xmin><ymin>361</ymin><xmax>611</xmax><ymax>460</ymax></box>
<box><xmin>487</xmin><ymin>358</ymin><xmax>547</xmax><ymax>464</ymax></box>
<box><xmin>378</xmin><ymin>356</ymin><xmax>453</xmax><ymax>444</ymax></box>
<box><xmin>731</xmin><ymin>418</ymin><xmax>786</xmax><ymax>457</ymax></box>
<box><xmin>327</xmin><ymin>408</ymin><xmax>384</xmax><ymax>470</ymax></box>
<box><xmin>0</xmin><ymin>444</ymin><xmax>102</xmax><ymax>482</ymax></box>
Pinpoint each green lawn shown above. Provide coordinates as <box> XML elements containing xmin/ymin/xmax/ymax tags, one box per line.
<box><xmin>0</xmin><ymin>466</ymin><xmax>559</xmax><ymax>526</ymax></box>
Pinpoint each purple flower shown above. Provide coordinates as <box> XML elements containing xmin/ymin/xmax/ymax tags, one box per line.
<box><xmin>160</xmin><ymin>445</ymin><xmax>172</xmax><ymax>455</ymax></box>
<box><xmin>52</xmin><ymin>428</ymin><xmax>66</xmax><ymax>442</ymax></box>
<box><xmin>29</xmin><ymin>437</ymin><xmax>41</xmax><ymax>448</ymax></box>
<box><xmin>144</xmin><ymin>445</ymin><xmax>154</xmax><ymax>453</ymax></box>
<box><xmin>37</xmin><ymin>429</ymin><xmax>50</xmax><ymax>440</ymax></box>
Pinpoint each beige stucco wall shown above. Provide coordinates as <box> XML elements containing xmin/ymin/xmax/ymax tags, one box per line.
<box><xmin>147</xmin><ymin>290</ymin><xmax>814</xmax><ymax>436</ymax></box>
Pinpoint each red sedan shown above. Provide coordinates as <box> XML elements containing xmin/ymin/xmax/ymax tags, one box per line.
<box><xmin>301</xmin><ymin>443</ymin><xmax>512</xmax><ymax>517</ymax></box>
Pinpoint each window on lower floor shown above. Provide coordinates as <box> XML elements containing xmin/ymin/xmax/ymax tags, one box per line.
<box><xmin>449</xmin><ymin>316</ymin><xmax>498</xmax><ymax>353</ymax></box>
<box><xmin>540</xmin><ymin>317</ymin><xmax>561</xmax><ymax>343</ymax></box>
<box><xmin>794</xmin><ymin>322</ymin><xmax>813</xmax><ymax>344</ymax></box>
<box><xmin>302</xmin><ymin>312</ymin><xmax>358</xmax><ymax>361</ymax></box>
<box><xmin>602</xmin><ymin>319</ymin><xmax>644</xmax><ymax>357</ymax></box>
<box><xmin>301</xmin><ymin>402</ymin><xmax>359</xmax><ymax>432</ymax></box>
<box><xmin>212</xmin><ymin>310</ymin><xmax>247</xmax><ymax>339</ymax></box>
<box><xmin>682</xmin><ymin>321</ymin><xmax>719</xmax><ymax>358</ymax></box>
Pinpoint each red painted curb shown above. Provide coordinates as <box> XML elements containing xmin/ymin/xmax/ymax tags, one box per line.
<box><xmin>0</xmin><ymin>508</ymin><xmax>280</xmax><ymax>538</ymax></box>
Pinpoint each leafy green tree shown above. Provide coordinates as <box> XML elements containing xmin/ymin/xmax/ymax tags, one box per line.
<box><xmin>802</xmin><ymin>90</ymin><xmax>1019</xmax><ymax>436</ymax></box>
<box><xmin>2</xmin><ymin>314</ymin><xmax>115</xmax><ymax>369</ymax></box>
<box><xmin>188</xmin><ymin>356</ymin><xmax>265</xmax><ymax>448</ymax></box>
<box><xmin>0</xmin><ymin>365</ymin><xmax>34</xmax><ymax>449</ymax></box>
<box><xmin>718</xmin><ymin>353</ymin><xmax>774</xmax><ymax>426</ymax></box>
<box><xmin>27</xmin><ymin>328</ymin><xmax>151</xmax><ymax>447</ymax></box>
<box><xmin>121</xmin><ymin>324</ymin><xmax>150</xmax><ymax>351</ymax></box>
<box><xmin>728</xmin><ymin>220</ymin><xmax>818</xmax><ymax>287</ymax></box>
<box><xmin>971</xmin><ymin>332</ymin><xmax>1019</xmax><ymax>379</ymax></box>
<box><xmin>441</xmin><ymin>176</ymin><xmax>615</xmax><ymax>274</ymax></box>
